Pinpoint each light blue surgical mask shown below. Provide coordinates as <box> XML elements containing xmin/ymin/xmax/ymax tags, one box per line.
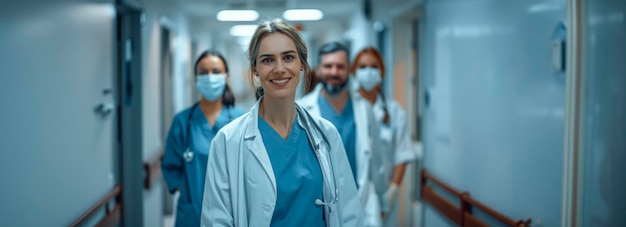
<box><xmin>196</xmin><ymin>73</ymin><xmax>227</xmax><ymax>101</ymax></box>
<box><xmin>355</xmin><ymin>67</ymin><xmax>381</xmax><ymax>91</ymax></box>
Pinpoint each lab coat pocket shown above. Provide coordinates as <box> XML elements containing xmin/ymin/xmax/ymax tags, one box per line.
<box><xmin>379</xmin><ymin>126</ymin><xmax>392</xmax><ymax>144</ymax></box>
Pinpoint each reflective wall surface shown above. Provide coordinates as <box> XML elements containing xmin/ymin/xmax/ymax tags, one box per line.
<box><xmin>421</xmin><ymin>0</ymin><xmax>567</xmax><ymax>226</ymax></box>
<box><xmin>0</xmin><ymin>2</ymin><xmax>117</xmax><ymax>226</ymax></box>
<box><xmin>581</xmin><ymin>0</ymin><xmax>626</xmax><ymax>226</ymax></box>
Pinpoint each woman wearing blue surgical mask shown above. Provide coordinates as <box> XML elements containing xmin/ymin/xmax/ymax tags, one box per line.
<box><xmin>161</xmin><ymin>50</ymin><xmax>244</xmax><ymax>227</ymax></box>
<box><xmin>352</xmin><ymin>47</ymin><xmax>418</xmax><ymax>226</ymax></box>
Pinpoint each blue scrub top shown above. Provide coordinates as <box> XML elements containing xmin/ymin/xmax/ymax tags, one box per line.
<box><xmin>161</xmin><ymin>104</ymin><xmax>244</xmax><ymax>227</ymax></box>
<box><xmin>319</xmin><ymin>95</ymin><xmax>358</xmax><ymax>183</ymax></box>
<box><xmin>258</xmin><ymin>116</ymin><xmax>326</xmax><ymax>226</ymax></box>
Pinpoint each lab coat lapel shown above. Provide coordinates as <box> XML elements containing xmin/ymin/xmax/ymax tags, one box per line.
<box><xmin>296</xmin><ymin>105</ymin><xmax>337</xmax><ymax>224</ymax></box>
<box><xmin>299</xmin><ymin>84</ymin><xmax>323</xmax><ymax>116</ymax></box>
<box><xmin>349</xmin><ymin>78</ymin><xmax>371</xmax><ymax>188</ymax></box>
<box><xmin>296</xmin><ymin>105</ymin><xmax>334</xmax><ymax>189</ymax></box>
<box><xmin>243</xmin><ymin>99</ymin><xmax>277</xmax><ymax>194</ymax></box>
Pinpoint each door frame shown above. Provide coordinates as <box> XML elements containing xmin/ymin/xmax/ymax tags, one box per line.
<box><xmin>116</xmin><ymin>3</ymin><xmax>144</xmax><ymax>226</ymax></box>
<box><xmin>561</xmin><ymin>0</ymin><xmax>586</xmax><ymax>226</ymax></box>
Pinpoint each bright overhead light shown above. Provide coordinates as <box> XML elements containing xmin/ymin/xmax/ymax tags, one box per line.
<box><xmin>230</xmin><ymin>25</ymin><xmax>258</xmax><ymax>37</ymax></box>
<box><xmin>282</xmin><ymin>9</ymin><xmax>324</xmax><ymax>21</ymax></box>
<box><xmin>217</xmin><ymin>10</ymin><xmax>259</xmax><ymax>21</ymax></box>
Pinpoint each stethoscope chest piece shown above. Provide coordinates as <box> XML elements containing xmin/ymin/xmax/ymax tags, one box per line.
<box><xmin>183</xmin><ymin>149</ymin><xmax>194</xmax><ymax>162</ymax></box>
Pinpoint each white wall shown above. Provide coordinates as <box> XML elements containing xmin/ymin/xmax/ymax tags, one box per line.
<box><xmin>141</xmin><ymin>0</ymin><xmax>195</xmax><ymax>225</ymax></box>
<box><xmin>345</xmin><ymin>11</ymin><xmax>376</xmax><ymax>61</ymax></box>
<box><xmin>0</xmin><ymin>0</ymin><xmax>195</xmax><ymax>224</ymax></box>
<box><xmin>580</xmin><ymin>0</ymin><xmax>626</xmax><ymax>225</ymax></box>
<box><xmin>421</xmin><ymin>0</ymin><xmax>567</xmax><ymax>226</ymax></box>
<box><xmin>142</xmin><ymin>0</ymin><xmax>194</xmax><ymax>151</ymax></box>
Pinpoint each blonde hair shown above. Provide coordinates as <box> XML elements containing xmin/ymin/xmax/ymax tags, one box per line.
<box><xmin>246</xmin><ymin>19</ymin><xmax>311</xmax><ymax>96</ymax></box>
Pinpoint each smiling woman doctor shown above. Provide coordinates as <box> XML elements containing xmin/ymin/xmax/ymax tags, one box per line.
<box><xmin>201</xmin><ymin>19</ymin><xmax>363</xmax><ymax>226</ymax></box>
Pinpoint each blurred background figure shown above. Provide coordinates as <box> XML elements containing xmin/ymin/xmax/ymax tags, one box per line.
<box><xmin>299</xmin><ymin>42</ymin><xmax>386</xmax><ymax>226</ymax></box>
<box><xmin>161</xmin><ymin>50</ymin><xmax>244</xmax><ymax>227</ymax></box>
<box><xmin>305</xmin><ymin>70</ymin><xmax>320</xmax><ymax>96</ymax></box>
<box><xmin>352</xmin><ymin>47</ymin><xmax>417</xmax><ymax>226</ymax></box>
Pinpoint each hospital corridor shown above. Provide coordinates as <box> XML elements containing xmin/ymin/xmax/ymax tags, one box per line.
<box><xmin>1</xmin><ymin>0</ymin><xmax>625</xmax><ymax>226</ymax></box>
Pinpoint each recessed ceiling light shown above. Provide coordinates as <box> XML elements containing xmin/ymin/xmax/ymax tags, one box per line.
<box><xmin>217</xmin><ymin>10</ymin><xmax>259</xmax><ymax>21</ymax></box>
<box><xmin>282</xmin><ymin>9</ymin><xmax>324</xmax><ymax>21</ymax></box>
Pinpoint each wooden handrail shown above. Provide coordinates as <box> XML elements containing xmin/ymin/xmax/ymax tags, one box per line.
<box><xmin>463</xmin><ymin>194</ymin><xmax>528</xmax><ymax>226</ymax></box>
<box><xmin>420</xmin><ymin>169</ymin><xmax>531</xmax><ymax>227</ymax></box>
<box><xmin>70</xmin><ymin>184</ymin><xmax>122</xmax><ymax>227</ymax></box>
<box><xmin>422</xmin><ymin>168</ymin><xmax>462</xmax><ymax>196</ymax></box>
<box><xmin>144</xmin><ymin>149</ymin><xmax>164</xmax><ymax>189</ymax></box>
<box><xmin>95</xmin><ymin>202</ymin><xmax>121</xmax><ymax>227</ymax></box>
<box><xmin>422</xmin><ymin>185</ymin><xmax>462</xmax><ymax>225</ymax></box>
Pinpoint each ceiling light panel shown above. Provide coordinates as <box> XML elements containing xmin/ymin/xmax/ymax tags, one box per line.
<box><xmin>282</xmin><ymin>9</ymin><xmax>324</xmax><ymax>21</ymax></box>
<box><xmin>217</xmin><ymin>10</ymin><xmax>259</xmax><ymax>21</ymax></box>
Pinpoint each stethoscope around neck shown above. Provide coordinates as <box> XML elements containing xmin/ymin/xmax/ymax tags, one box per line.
<box><xmin>182</xmin><ymin>103</ymin><xmax>200</xmax><ymax>163</ymax></box>
<box><xmin>295</xmin><ymin>105</ymin><xmax>340</xmax><ymax>210</ymax></box>
<box><xmin>182</xmin><ymin>102</ymin><xmax>232</xmax><ymax>163</ymax></box>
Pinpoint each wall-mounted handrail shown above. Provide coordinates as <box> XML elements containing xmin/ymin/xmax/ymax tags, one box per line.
<box><xmin>143</xmin><ymin>149</ymin><xmax>164</xmax><ymax>189</ymax></box>
<box><xmin>70</xmin><ymin>184</ymin><xmax>122</xmax><ymax>227</ymax></box>
<box><xmin>420</xmin><ymin>169</ymin><xmax>532</xmax><ymax>227</ymax></box>
<box><xmin>422</xmin><ymin>168</ymin><xmax>462</xmax><ymax>196</ymax></box>
<box><xmin>95</xmin><ymin>201</ymin><xmax>121</xmax><ymax>227</ymax></box>
<box><xmin>462</xmin><ymin>194</ymin><xmax>531</xmax><ymax>226</ymax></box>
<box><xmin>422</xmin><ymin>184</ymin><xmax>463</xmax><ymax>224</ymax></box>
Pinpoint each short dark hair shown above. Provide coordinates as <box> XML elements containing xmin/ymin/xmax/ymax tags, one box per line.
<box><xmin>317</xmin><ymin>42</ymin><xmax>349</xmax><ymax>67</ymax></box>
<box><xmin>194</xmin><ymin>50</ymin><xmax>235</xmax><ymax>107</ymax></box>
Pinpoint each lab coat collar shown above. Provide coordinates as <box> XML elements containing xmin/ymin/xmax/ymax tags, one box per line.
<box><xmin>241</xmin><ymin>98</ymin><xmax>329</xmax><ymax>194</ymax></box>
<box><xmin>243</xmin><ymin>98</ymin><xmax>262</xmax><ymax>140</ymax></box>
<box><xmin>244</xmin><ymin>97</ymin><xmax>325</xmax><ymax>144</ymax></box>
<box><xmin>242</xmin><ymin>97</ymin><xmax>277</xmax><ymax>194</ymax></box>
<box><xmin>295</xmin><ymin>103</ymin><xmax>325</xmax><ymax>149</ymax></box>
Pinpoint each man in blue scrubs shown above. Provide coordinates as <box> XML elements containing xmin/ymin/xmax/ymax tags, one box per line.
<box><xmin>299</xmin><ymin>42</ymin><xmax>385</xmax><ymax>226</ymax></box>
<box><xmin>302</xmin><ymin>42</ymin><xmax>358</xmax><ymax>181</ymax></box>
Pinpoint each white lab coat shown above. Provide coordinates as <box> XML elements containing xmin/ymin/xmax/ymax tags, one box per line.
<box><xmin>373</xmin><ymin>95</ymin><xmax>418</xmax><ymax>183</ymax></box>
<box><xmin>298</xmin><ymin>79</ymin><xmax>387</xmax><ymax>227</ymax></box>
<box><xmin>201</xmin><ymin>99</ymin><xmax>363</xmax><ymax>227</ymax></box>
<box><xmin>373</xmin><ymin>95</ymin><xmax>418</xmax><ymax>226</ymax></box>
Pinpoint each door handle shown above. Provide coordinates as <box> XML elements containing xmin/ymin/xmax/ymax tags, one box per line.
<box><xmin>95</xmin><ymin>102</ymin><xmax>115</xmax><ymax>117</ymax></box>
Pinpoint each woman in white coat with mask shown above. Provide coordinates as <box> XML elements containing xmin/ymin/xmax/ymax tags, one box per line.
<box><xmin>352</xmin><ymin>47</ymin><xmax>417</xmax><ymax>226</ymax></box>
<box><xmin>201</xmin><ymin>19</ymin><xmax>363</xmax><ymax>226</ymax></box>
